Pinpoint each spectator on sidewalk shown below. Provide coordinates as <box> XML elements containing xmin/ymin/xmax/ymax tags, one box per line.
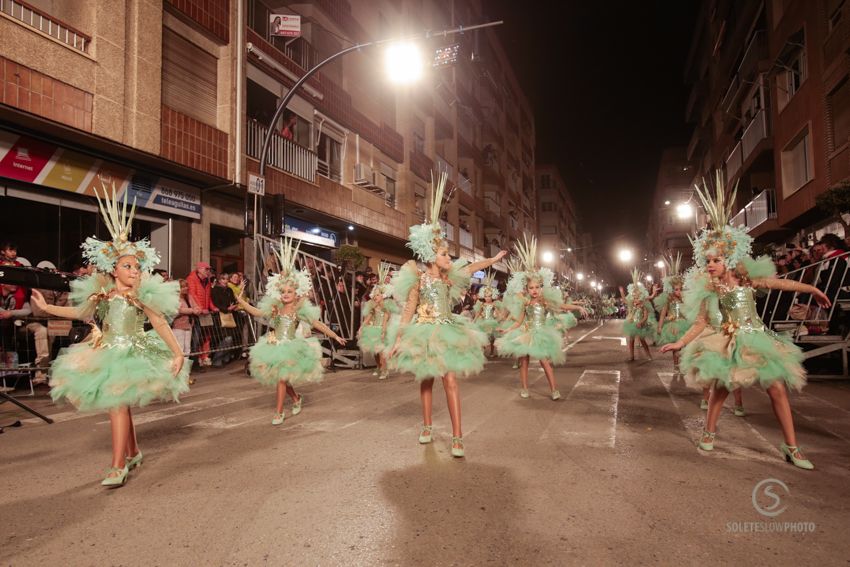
<box><xmin>187</xmin><ymin>262</ymin><xmax>214</xmax><ymax>366</ymax></box>
<box><xmin>1</xmin><ymin>283</ymin><xmax>32</xmax><ymax>369</ymax></box>
<box><xmin>173</xmin><ymin>279</ymin><xmax>201</xmax><ymax>384</ymax></box>
<box><xmin>26</xmin><ymin>286</ymin><xmax>69</xmax><ymax>384</ymax></box>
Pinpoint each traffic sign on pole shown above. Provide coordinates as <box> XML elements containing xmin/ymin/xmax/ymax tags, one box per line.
<box><xmin>248</xmin><ymin>174</ymin><xmax>265</xmax><ymax>196</ymax></box>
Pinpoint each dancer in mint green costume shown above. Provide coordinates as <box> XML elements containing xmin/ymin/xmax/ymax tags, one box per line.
<box><xmin>655</xmin><ymin>254</ymin><xmax>690</xmax><ymax>373</ymax></box>
<box><xmin>496</xmin><ymin>235</ymin><xmax>586</xmax><ymax>400</ymax></box>
<box><xmin>33</xmin><ymin>185</ymin><xmax>189</xmax><ymax>488</ymax></box>
<box><xmin>620</xmin><ymin>268</ymin><xmax>656</xmax><ymax>361</ymax></box>
<box><xmin>358</xmin><ymin>263</ymin><xmax>399</xmax><ymax>380</ymax></box>
<box><xmin>237</xmin><ymin>238</ymin><xmax>346</xmax><ymax>426</ymax></box>
<box><xmin>661</xmin><ymin>174</ymin><xmax>830</xmax><ymax>469</ymax></box>
<box><xmin>472</xmin><ymin>270</ymin><xmax>503</xmax><ymax>357</ymax></box>
<box><xmin>389</xmin><ymin>172</ymin><xmax>506</xmax><ymax>458</ymax></box>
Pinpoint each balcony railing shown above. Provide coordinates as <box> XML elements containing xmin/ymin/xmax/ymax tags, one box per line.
<box><xmin>484</xmin><ymin>193</ymin><xmax>500</xmax><ymax>215</ymax></box>
<box><xmin>440</xmin><ymin>219</ymin><xmax>455</xmax><ymax>242</ymax></box>
<box><xmin>1</xmin><ymin>0</ymin><xmax>91</xmax><ymax>53</ymax></box>
<box><xmin>246</xmin><ymin>120</ymin><xmax>317</xmax><ymax>183</ymax></box>
<box><xmin>459</xmin><ymin>228</ymin><xmax>473</xmax><ymax>249</ymax></box>
<box><xmin>458</xmin><ymin>175</ymin><xmax>473</xmax><ymax>196</ymax></box>
<box><xmin>731</xmin><ymin>189</ymin><xmax>777</xmax><ymax>232</ymax></box>
<box><xmin>725</xmin><ymin>141</ymin><xmax>743</xmax><ymax>183</ymax></box>
<box><xmin>742</xmin><ymin>109</ymin><xmax>768</xmax><ymax>162</ymax></box>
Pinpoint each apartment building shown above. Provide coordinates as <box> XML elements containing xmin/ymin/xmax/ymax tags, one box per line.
<box><xmin>536</xmin><ymin>164</ymin><xmax>578</xmax><ymax>279</ymax></box>
<box><xmin>648</xmin><ymin>148</ymin><xmax>695</xmax><ymax>262</ymax></box>
<box><xmin>0</xmin><ymin>0</ymin><xmax>535</xmax><ymax>278</ymax></box>
<box><xmin>683</xmin><ymin>0</ymin><xmax>850</xmax><ymax>247</ymax></box>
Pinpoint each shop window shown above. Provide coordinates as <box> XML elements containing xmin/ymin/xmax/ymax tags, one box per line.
<box><xmin>162</xmin><ymin>28</ymin><xmax>218</xmax><ymax>126</ymax></box>
<box><xmin>781</xmin><ymin>127</ymin><xmax>814</xmax><ymax>197</ymax></box>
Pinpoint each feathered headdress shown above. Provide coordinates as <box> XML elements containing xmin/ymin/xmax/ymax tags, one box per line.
<box><xmin>81</xmin><ymin>182</ymin><xmax>160</xmax><ymax>273</ymax></box>
<box><xmin>662</xmin><ymin>252</ymin><xmax>684</xmax><ymax>294</ymax></box>
<box><xmin>479</xmin><ymin>269</ymin><xmax>500</xmax><ymax>300</ymax></box>
<box><xmin>370</xmin><ymin>262</ymin><xmax>394</xmax><ymax>299</ymax></box>
<box><xmin>406</xmin><ymin>171</ymin><xmax>453</xmax><ymax>263</ymax></box>
<box><xmin>513</xmin><ymin>233</ymin><xmax>554</xmax><ymax>289</ymax></box>
<box><xmin>692</xmin><ymin>171</ymin><xmax>752</xmax><ymax>269</ymax></box>
<box><xmin>626</xmin><ymin>267</ymin><xmax>647</xmax><ymax>299</ymax></box>
<box><xmin>265</xmin><ymin>237</ymin><xmax>313</xmax><ymax>298</ymax></box>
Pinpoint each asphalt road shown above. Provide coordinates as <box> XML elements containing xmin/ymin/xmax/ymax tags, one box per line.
<box><xmin>1</xmin><ymin>320</ymin><xmax>849</xmax><ymax>566</ymax></box>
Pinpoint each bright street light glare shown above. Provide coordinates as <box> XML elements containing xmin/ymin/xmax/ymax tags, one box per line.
<box><xmin>385</xmin><ymin>42</ymin><xmax>423</xmax><ymax>84</ymax></box>
<box><xmin>576</xmin><ymin>273</ymin><xmax>585</xmax><ymax>281</ymax></box>
<box><xmin>542</xmin><ymin>251</ymin><xmax>554</xmax><ymax>263</ymax></box>
<box><xmin>618</xmin><ymin>249</ymin><xmax>634</xmax><ymax>263</ymax></box>
<box><xmin>567</xmin><ymin>247</ymin><xmax>573</xmax><ymax>252</ymax></box>
<box><xmin>645</xmin><ymin>275</ymin><xmax>653</xmax><ymax>282</ymax></box>
<box><xmin>676</xmin><ymin>202</ymin><xmax>694</xmax><ymax>219</ymax></box>
<box><xmin>590</xmin><ymin>280</ymin><xmax>597</xmax><ymax>287</ymax></box>
<box><xmin>664</xmin><ymin>200</ymin><xmax>671</xmax><ymax>206</ymax></box>
<box><xmin>656</xmin><ymin>260</ymin><xmax>665</xmax><ymax>269</ymax></box>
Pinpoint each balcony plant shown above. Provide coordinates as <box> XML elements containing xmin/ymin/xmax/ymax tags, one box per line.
<box><xmin>816</xmin><ymin>182</ymin><xmax>850</xmax><ymax>235</ymax></box>
<box><xmin>335</xmin><ymin>244</ymin><xmax>365</xmax><ymax>271</ymax></box>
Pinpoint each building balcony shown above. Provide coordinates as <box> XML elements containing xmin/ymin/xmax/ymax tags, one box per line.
<box><xmin>410</xmin><ymin>149</ymin><xmax>434</xmax><ymax>181</ymax></box>
<box><xmin>731</xmin><ymin>189</ymin><xmax>778</xmax><ymax>234</ymax></box>
<box><xmin>742</xmin><ymin>109</ymin><xmax>768</xmax><ymax>163</ymax></box>
<box><xmin>246</xmin><ymin>120</ymin><xmax>317</xmax><ymax>183</ymax></box>
<box><xmin>725</xmin><ymin>141</ymin><xmax>743</xmax><ymax>184</ymax></box>
<box><xmin>1</xmin><ymin>0</ymin><xmax>91</xmax><ymax>53</ymax></box>
<box><xmin>459</xmin><ymin>227</ymin><xmax>473</xmax><ymax>249</ymax></box>
<box><xmin>439</xmin><ymin>219</ymin><xmax>455</xmax><ymax>242</ymax></box>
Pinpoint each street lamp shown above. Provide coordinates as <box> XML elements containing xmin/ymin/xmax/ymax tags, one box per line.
<box><xmin>655</xmin><ymin>260</ymin><xmax>665</xmax><ymax>269</ymax></box>
<box><xmin>664</xmin><ymin>200</ymin><xmax>671</xmax><ymax>206</ymax></box>
<box><xmin>645</xmin><ymin>275</ymin><xmax>653</xmax><ymax>283</ymax></box>
<box><xmin>542</xmin><ymin>250</ymin><xmax>555</xmax><ymax>264</ymax></box>
<box><xmin>385</xmin><ymin>42</ymin><xmax>424</xmax><ymax>84</ymax></box>
<box><xmin>618</xmin><ymin>248</ymin><xmax>634</xmax><ymax>263</ymax></box>
<box><xmin>676</xmin><ymin>203</ymin><xmax>694</xmax><ymax>219</ymax></box>
<box><xmin>576</xmin><ymin>272</ymin><xmax>585</xmax><ymax>281</ymax></box>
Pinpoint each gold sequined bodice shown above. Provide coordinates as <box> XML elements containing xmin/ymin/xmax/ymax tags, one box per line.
<box><xmin>270</xmin><ymin>310</ymin><xmax>300</xmax><ymax>341</ymax></box>
<box><xmin>667</xmin><ymin>299</ymin><xmax>685</xmax><ymax>321</ymax></box>
<box><xmin>99</xmin><ymin>296</ymin><xmax>147</xmax><ymax>347</ymax></box>
<box><xmin>627</xmin><ymin>299</ymin><xmax>648</xmax><ymax>323</ymax></box>
<box><xmin>416</xmin><ymin>273</ymin><xmax>453</xmax><ymax>324</ymax></box>
<box><xmin>525</xmin><ymin>302</ymin><xmax>548</xmax><ymax>329</ymax></box>
<box><xmin>482</xmin><ymin>303</ymin><xmax>496</xmax><ymax>320</ymax></box>
<box><xmin>717</xmin><ymin>285</ymin><xmax>765</xmax><ymax>334</ymax></box>
<box><xmin>366</xmin><ymin>305</ymin><xmax>388</xmax><ymax>327</ymax></box>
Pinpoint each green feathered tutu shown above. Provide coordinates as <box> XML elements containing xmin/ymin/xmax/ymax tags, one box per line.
<box><xmin>623</xmin><ymin>320</ymin><xmax>656</xmax><ymax>340</ymax></box>
<box><xmin>658</xmin><ymin>319</ymin><xmax>690</xmax><ymax>345</ymax></box>
<box><xmin>495</xmin><ymin>324</ymin><xmax>566</xmax><ymax>364</ymax></box>
<box><xmin>391</xmin><ymin>317</ymin><xmax>488</xmax><ymax>381</ymax></box>
<box><xmin>476</xmin><ymin>317</ymin><xmax>500</xmax><ymax>337</ymax></box>
<box><xmin>682</xmin><ymin>328</ymin><xmax>805</xmax><ymax>391</ymax></box>
<box><xmin>553</xmin><ymin>312</ymin><xmax>577</xmax><ymax>332</ymax></box>
<box><xmin>359</xmin><ymin>325</ymin><xmax>389</xmax><ymax>354</ymax></box>
<box><xmin>49</xmin><ymin>273</ymin><xmax>190</xmax><ymax>412</ymax></box>
<box><xmin>248</xmin><ymin>334</ymin><xmax>323</xmax><ymax>386</ymax></box>
<box><xmin>50</xmin><ymin>331</ymin><xmax>191</xmax><ymax>411</ymax></box>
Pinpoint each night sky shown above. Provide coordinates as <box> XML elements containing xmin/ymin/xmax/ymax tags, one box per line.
<box><xmin>490</xmin><ymin>1</ymin><xmax>698</xmax><ymax>275</ymax></box>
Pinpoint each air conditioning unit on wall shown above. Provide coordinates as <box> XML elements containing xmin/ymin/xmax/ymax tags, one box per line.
<box><xmin>354</xmin><ymin>163</ymin><xmax>374</xmax><ymax>186</ymax></box>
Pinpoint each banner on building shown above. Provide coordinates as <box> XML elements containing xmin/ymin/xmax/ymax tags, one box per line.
<box><xmin>0</xmin><ymin>130</ymin><xmax>201</xmax><ymax>219</ymax></box>
<box><xmin>270</xmin><ymin>14</ymin><xmax>301</xmax><ymax>37</ymax></box>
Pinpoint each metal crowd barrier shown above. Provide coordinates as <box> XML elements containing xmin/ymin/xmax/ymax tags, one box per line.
<box><xmin>758</xmin><ymin>250</ymin><xmax>850</xmax><ymax>376</ymax></box>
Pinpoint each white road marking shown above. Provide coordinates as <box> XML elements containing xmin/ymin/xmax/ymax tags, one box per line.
<box><xmin>95</xmin><ymin>394</ymin><xmax>266</xmax><ymax>426</ymax></box>
<box><xmin>539</xmin><ymin>369</ymin><xmax>621</xmax><ymax>448</ymax></box>
<box><xmin>592</xmin><ymin>336</ymin><xmax>627</xmax><ymax>346</ymax></box>
<box><xmin>656</xmin><ymin>372</ymin><xmax>778</xmax><ymax>464</ymax></box>
<box><xmin>564</xmin><ymin>322</ymin><xmax>604</xmax><ymax>351</ymax></box>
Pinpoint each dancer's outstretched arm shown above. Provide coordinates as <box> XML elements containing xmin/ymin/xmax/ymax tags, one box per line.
<box><xmin>30</xmin><ymin>290</ymin><xmax>94</xmax><ymax>320</ymax></box>
<box><xmin>465</xmin><ymin>250</ymin><xmax>508</xmax><ymax>275</ymax></box>
<box><xmin>660</xmin><ymin>308</ymin><xmax>708</xmax><ymax>353</ymax></box>
<box><xmin>310</xmin><ymin>318</ymin><xmax>346</xmax><ymax>346</ymax></box>
<box><xmin>753</xmin><ymin>278</ymin><xmax>831</xmax><ymax>307</ymax></box>
<box><xmin>234</xmin><ymin>294</ymin><xmax>264</xmax><ymax>318</ymax></box>
<box><xmin>657</xmin><ymin>305</ymin><xmax>668</xmax><ymax>335</ymax></box>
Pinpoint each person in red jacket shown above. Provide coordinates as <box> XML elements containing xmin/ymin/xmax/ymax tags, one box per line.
<box><xmin>186</xmin><ymin>262</ymin><xmax>213</xmax><ymax>366</ymax></box>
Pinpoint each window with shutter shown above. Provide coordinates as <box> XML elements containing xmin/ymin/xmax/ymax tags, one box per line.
<box><xmin>162</xmin><ymin>28</ymin><xmax>218</xmax><ymax>127</ymax></box>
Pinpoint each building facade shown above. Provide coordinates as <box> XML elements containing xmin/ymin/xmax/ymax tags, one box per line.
<box><xmin>535</xmin><ymin>164</ymin><xmax>578</xmax><ymax>280</ymax></box>
<box><xmin>0</xmin><ymin>0</ymin><xmax>535</xmax><ymax>280</ymax></box>
<box><xmin>683</xmin><ymin>0</ymin><xmax>850</xmax><ymax>248</ymax></box>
